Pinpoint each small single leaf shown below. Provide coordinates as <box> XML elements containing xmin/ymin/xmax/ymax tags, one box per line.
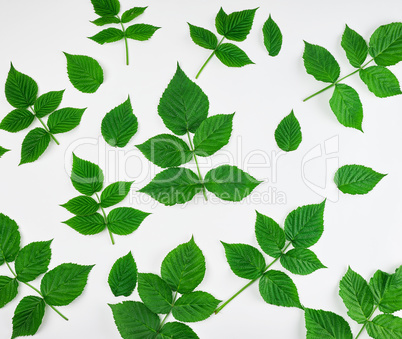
<box><xmin>158</xmin><ymin>64</ymin><xmax>209</xmax><ymax>135</ymax></box>
<box><xmin>334</xmin><ymin>164</ymin><xmax>386</xmax><ymax>195</ymax></box>
<box><xmin>47</xmin><ymin>107</ymin><xmax>86</xmax><ymax>134</ymax></box>
<box><xmin>0</xmin><ymin>109</ymin><xmax>34</xmax><ymax>133</ymax></box>
<box><xmin>34</xmin><ymin>90</ymin><xmax>65</xmax><ymax>118</ymax></box>
<box><xmin>101</xmin><ymin>97</ymin><xmax>138</xmax><ymax>148</ymax></box>
<box><xmin>121</xmin><ymin>7</ymin><xmax>147</xmax><ymax>23</ymax></box>
<box><xmin>274</xmin><ymin>111</ymin><xmax>302</xmax><ymax>152</ymax></box>
<box><xmin>125</xmin><ymin>24</ymin><xmax>160</xmax><ymax>41</ymax></box>
<box><xmin>366</xmin><ymin>314</ymin><xmax>402</xmax><ymax>339</ymax></box>
<box><xmin>329</xmin><ymin>84</ymin><xmax>363</xmax><ymax>131</ymax></box>
<box><xmin>110</xmin><ymin>301</ymin><xmax>160</xmax><ymax>339</ymax></box>
<box><xmin>369</xmin><ymin>23</ymin><xmax>402</xmax><ymax>66</ymax></box>
<box><xmin>107</xmin><ymin>207</ymin><xmax>149</xmax><ymax>235</ymax></box>
<box><xmin>61</xmin><ymin>196</ymin><xmax>99</xmax><ymax>216</ymax></box>
<box><xmin>341</xmin><ymin>25</ymin><xmax>368</xmax><ymax>68</ymax></box>
<box><xmin>303</xmin><ymin>42</ymin><xmax>340</xmax><ymax>83</ymax></box>
<box><xmin>11</xmin><ymin>296</ymin><xmax>45</xmax><ymax>339</ymax></box>
<box><xmin>41</xmin><ymin>263</ymin><xmax>93</xmax><ymax>306</ymax></box>
<box><xmin>161</xmin><ymin>237</ymin><xmax>205</xmax><ymax>294</ymax></box>
<box><xmin>70</xmin><ymin>153</ymin><xmax>104</xmax><ymax>196</ymax></box>
<box><xmin>262</xmin><ymin>15</ymin><xmax>282</xmax><ymax>57</ymax></box>
<box><xmin>220</xmin><ymin>8</ymin><xmax>257</xmax><ymax>42</ymax></box>
<box><xmin>0</xmin><ymin>213</ymin><xmax>21</xmax><ymax>265</ymax></box>
<box><xmin>255</xmin><ymin>211</ymin><xmax>285</xmax><ymax>258</ymax></box>
<box><xmin>100</xmin><ymin>181</ymin><xmax>134</xmax><ymax>208</ymax></box>
<box><xmin>63</xmin><ymin>213</ymin><xmax>106</xmax><ymax>235</ymax></box>
<box><xmin>379</xmin><ymin>265</ymin><xmax>402</xmax><ymax>313</ymax></box>
<box><xmin>193</xmin><ymin>113</ymin><xmax>234</xmax><ymax>156</ymax></box>
<box><xmin>15</xmin><ymin>240</ymin><xmax>52</xmax><ymax>282</ymax></box>
<box><xmin>108</xmin><ymin>252</ymin><xmax>137</xmax><ymax>297</ymax></box>
<box><xmin>0</xmin><ymin>146</ymin><xmax>10</xmax><ymax>158</ymax></box>
<box><xmin>280</xmin><ymin>248</ymin><xmax>326</xmax><ymax>276</ymax></box>
<box><xmin>188</xmin><ymin>23</ymin><xmax>218</xmax><ymax>50</ymax></box>
<box><xmin>136</xmin><ymin>134</ymin><xmax>192</xmax><ymax>168</ymax></box>
<box><xmin>172</xmin><ymin>291</ymin><xmax>220</xmax><ymax>323</ymax></box>
<box><xmin>5</xmin><ymin>63</ymin><xmax>38</xmax><ymax>109</ymax></box>
<box><xmin>0</xmin><ymin>276</ymin><xmax>19</xmax><ymax>308</ymax></box>
<box><xmin>20</xmin><ymin>128</ymin><xmax>50</xmax><ymax>165</ymax></box>
<box><xmin>305</xmin><ymin>308</ymin><xmax>353</xmax><ymax>339</ymax></box>
<box><xmin>138</xmin><ymin>273</ymin><xmax>173</xmax><ymax>314</ymax></box>
<box><xmin>359</xmin><ymin>66</ymin><xmax>402</xmax><ymax>98</ymax></box>
<box><xmin>259</xmin><ymin>270</ymin><xmax>303</xmax><ymax>308</ymax></box>
<box><xmin>158</xmin><ymin>322</ymin><xmax>199</xmax><ymax>339</ymax></box>
<box><xmin>90</xmin><ymin>0</ymin><xmax>120</xmax><ymax>17</ymax></box>
<box><xmin>64</xmin><ymin>53</ymin><xmax>104</xmax><ymax>94</ymax></box>
<box><xmin>139</xmin><ymin>168</ymin><xmax>203</xmax><ymax>206</ymax></box>
<box><xmin>204</xmin><ymin>165</ymin><xmax>261</xmax><ymax>202</ymax></box>
<box><xmin>215</xmin><ymin>8</ymin><xmax>228</xmax><ymax>37</ymax></box>
<box><xmin>89</xmin><ymin>28</ymin><xmax>124</xmax><ymax>44</ymax></box>
<box><xmin>215</xmin><ymin>43</ymin><xmax>254</xmax><ymax>67</ymax></box>
<box><xmin>284</xmin><ymin>200</ymin><xmax>326</xmax><ymax>248</ymax></box>
<box><xmin>339</xmin><ymin>267</ymin><xmax>374</xmax><ymax>324</ymax></box>
<box><xmin>91</xmin><ymin>16</ymin><xmax>120</xmax><ymax>26</ymax></box>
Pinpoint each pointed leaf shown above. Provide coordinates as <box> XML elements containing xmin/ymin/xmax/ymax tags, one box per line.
<box><xmin>138</xmin><ymin>273</ymin><xmax>173</xmax><ymax>314</ymax></box>
<box><xmin>91</xmin><ymin>16</ymin><xmax>120</xmax><ymax>26</ymax></box>
<box><xmin>47</xmin><ymin>107</ymin><xmax>85</xmax><ymax>134</ymax></box>
<box><xmin>262</xmin><ymin>15</ymin><xmax>282</xmax><ymax>57</ymax></box>
<box><xmin>280</xmin><ymin>248</ymin><xmax>326</xmax><ymax>276</ymax></box>
<box><xmin>70</xmin><ymin>154</ymin><xmax>104</xmax><ymax>196</ymax></box>
<box><xmin>359</xmin><ymin>66</ymin><xmax>402</xmax><ymax>98</ymax></box>
<box><xmin>215</xmin><ymin>43</ymin><xmax>254</xmax><ymax>67</ymax></box>
<box><xmin>34</xmin><ymin>90</ymin><xmax>65</xmax><ymax>118</ymax></box>
<box><xmin>370</xmin><ymin>269</ymin><xmax>391</xmax><ymax>306</ymax></box>
<box><xmin>0</xmin><ymin>146</ymin><xmax>10</xmax><ymax>158</ymax></box>
<box><xmin>61</xmin><ymin>196</ymin><xmax>99</xmax><ymax>216</ymax></box>
<box><xmin>5</xmin><ymin>64</ymin><xmax>38</xmax><ymax>109</ymax></box>
<box><xmin>366</xmin><ymin>314</ymin><xmax>402</xmax><ymax>339</ymax></box>
<box><xmin>100</xmin><ymin>181</ymin><xmax>133</xmax><ymax>208</ymax></box>
<box><xmin>121</xmin><ymin>7</ymin><xmax>147</xmax><ymax>23</ymax></box>
<box><xmin>274</xmin><ymin>111</ymin><xmax>302</xmax><ymax>152</ymax></box>
<box><xmin>20</xmin><ymin>128</ymin><xmax>50</xmax><ymax>165</ymax></box>
<box><xmin>125</xmin><ymin>24</ymin><xmax>160</xmax><ymax>41</ymax></box>
<box><xmin>215</xmin><ymin>8</ymin><xmax>228</xmax><ymax>36</ymax></box>
<box><xmin>107</xmin><ymin>207</ymin><xmax>149</xmax><ymax>235</ymax></box>
<box><xmin>0</xmin><ymin>213</ymin><xmax>20</xmax><ymax>265</ymax></box>
<box><xmin>220</xmin><ymin>8</ymin><xmax>257</xmax><ymax>42</ymax></box>
<box><xmin>108</xmin><ymin>252</ymin><xmax>137</xmax><ymax>297</ymax></box>
<box><xmin>341</xmin><ymin>25</ymin><xmax>368</xmax><ymax>68</ymax></box>
<box><xmin>255</xmin><ymin>211</ymin><xmax>285</xmax><ymax>258</ymax></box>
<box><xmin>0</xmin><ymin>276</ymin><xmax>18</xmax><ymax>308</ymax></box>
<box><xmin>158</xmin><ymin>322</ymin><xmax>198</xmax><ymax>339</ymax></box>
<box><xmin>369</xmin><ymin>23</ymin><xmax>402</xmax><ymax>66</ymax></box>
<box><xmin>11</xmin><ymin>296</ymin><xmax>45</xmax><ymax>339</ymax></box>
<box><xmin>188</xmin><ymin>23</ymin><xmax>218</xmax><ymax>50</ymax></box>
<box><xmin>0</xmin><ymin>109</ymin><xmax>34</xmax><ymax>132</ymax></box>
<box><xmin>379</xmin><ymin>265</ymin><xmax>402</xmax><ymax>313</ymax></box>
<box><xmin>172</xmin><ymin>291</ymin><xmax>220</xmax><ymax>322</ymax></box>
<box><xmin>62</xmin><ymin>213</ymin><xmax>106</xmax><ymax>235</ymax></box>
<box><xmin>305</xmin><ymin>308</ymin><xmax>353</xmax><ymax>339</ymax></box>
<box><xmin>89</xmin><ymin>28</ymin><xmax>124</xmax><ymax>44</ymax></box>
<box><xmin>90</xmin><ymin>0</ymin><xmax>120</xmax><ymax>17</ymax></box>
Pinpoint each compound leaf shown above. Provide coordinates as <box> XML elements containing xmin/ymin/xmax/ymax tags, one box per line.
<box><xmin>262</xmin><ymin>14</ymin><xmax>282</xmax><ymax>57</ymax></box>
<box><xmin>70</xmin><ymin>154</ymin><xmax>104</xmax><ymax>196</ymax></box>
<box><xmin>274</xmin><ymin>111</ymin><xmax>302</xmax><ymax>152</ymax></box>
<box><xmin>172</xmin><ymin>291</ymin><xmax>220</xmax><ymax>322</ymax></box>
<box><xmin>100</xmin><ymin>181</ymin><xmax>133</xmax><ymax>208</ymax></box>
<box><xmin>108</xmin><ymin>252</ymin><xmax>137</xmax><ymax>297</ymax></box>
<box><xmin>20</xmin><ymin>128</ymin><xmax>50</xmax><ymax>165</ymax></box>
<box><xmin>359</xmin><ymin>66</ymin><xmax>402</xmax><ymax>98</ymax></box>
<box><xmin>34</xmin><ymin>90</ymin><xmax>65</xmax><ymax>118</ymax></box>
<box><xmin>341</xmin><ymin>25</ymin><xmax>368</xmax><ymax>68</ymax></box>
<box><xmin>106</xmin><ymin>207</ymin><xmax>150</xmax><ymax>235</ymax></box>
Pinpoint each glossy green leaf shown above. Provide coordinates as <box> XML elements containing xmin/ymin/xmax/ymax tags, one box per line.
<box><xmin>188</xmin><ymin>23</ymin><xmax>218</xmax><ymax>50</ymax></box>
<box><xmin>366</xmin><ymin>314</ymin><xmax>402</xmax><ymax>339</ymax></box>
<box><xmin>262</xmin><ymin>15</ymin><xmax>282</xmax><ymax>57</ymax></box>
<box><xmin>215</xmin><ymin>43</ymin><xmax>254</xmax><ymax>67</ymax></box>
<box><xmin>274</xmin><ymin>111</ymin><xmax>302</xmax><ymax>152</ymax></box>
<box><xmin>20</xmin><ymin>128</ymin><xmax>50</xmax><ymax>165</ymax></box>
<box><xmin>0</xmin><ymin>213</ymin><xmax>21</xmax><ymax>265</ymax></box>
<box><xmin>11</xmin><ymin>296</ymin><xmax>45</xmax><ymax>339</ymax></box>
<box><xmin>255</xmin><ymin>211</ymin><xmax>285</xmax><ymax>258</ymax></box>
<box><xmin>90</xmin><ymin>0</ymin><xmax>120</xmax><ymax>17</ymax></box>
<box><xmin>341</xmin><ymin>25</ymin><xmax>368</xmax><ymax>68</ymax></box>
<box><xmin>121</xmin><ymin>7</ymin><xmax>147</xmax><ymax>23</ymax></box>
<box><xmin>125</xmin><ymin>24</ymin><xmax>160</xmax><ymax>41</ymax></box>
<box><xmin>47</xmin><ymin>107</ymin><xmax>86</xmax><ymax>134</ymax></box>
<box><xmin>0</xmin><ymin>109</ymin><xmax>34</xmax><ymax>133</ymax></box>
<box><xmin>107</xmin><ymin>207</ymin><xmax>149</xmax><ymax>235</ymax></box>
<box><xmin>108</xmin><ymin>252</ymin><xmax>137</xmax><ymax>297</ymax></box>
<box><xmin>70</xmin><ymin>154</ymin><xmax>104</xmax><ymax>196</ymax></box>
<box><xmin>34</xmin><ymin>90</ymin><xmax>65</xmax><ymax>118</ymax></box>
<box><xmin>305</xmin><ymin>308</ymin><xmax>353</xmax><ymax>339</ymax></box>
<box><xmin>100</xmin><ymin>181</ymin><xmax>133</xmax><ymax>208</ymax></box>
<box><xmin>158</xmin><ymin>322</ymin><xmax>198</xmax><ymax>339</ymax></box>
<box><xmin>89</xmin><ymin>28</ymin><xmax>124</xmax><ymax>44</ymax></box>
<box><xmin>0</xmin><ymin>276</ymin><xmax>18</xmax><ymax>308</ymax></box>
<box><xmin>218</xmin><ymin>8</ymin><xmax>257</xmax><ymax>42</ymax></box>
<box><xmin>91</xmin><ymin>16</ymin><xmax>120</xmax><ymax>26</ymax></box>
<box><xmin>62</xmin><ymin>213</ymin><xmax>106</xmax><ymax>235</ymax></box>
<box><xmin>369</xmin><ymin>23</ymin><xmax>402</xmax><ymax>66</ymax></box>
<box><xmin>61</xmin><ymin>196</ymin><xmax>99</xmax><ymax>216</ymax></box>
<box><xmin>280</xmin><ymin>248</ymin><xmax>326</xmax><ymax>275</ymax></box>
<box><xmin>360</xmin><ymin>66</ymin><xmax>402</xmax><ymax>98</ymax></box>
<box><xmin>138</xmin><ymin>273</ymin><xmax>172</xmax><ymax>314</ymax></box>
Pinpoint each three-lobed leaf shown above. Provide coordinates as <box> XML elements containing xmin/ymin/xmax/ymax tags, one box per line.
<box><xmin>0</xmin><ymin>109</ymin><xmax>34</xmax><ymax>133</ymax></box>
<box><xmin>215</xmin><ymin>43</ymin><xmax>254</xmax><ymax>67</ymax></box>
<box><xmin>172</xmin><ymin>291</ymin><xmax>220</xmax><ymax>322</ymax></box>
<box><xmin>108</xmin><ymin>252</ymin><xmax>137</xmax><ymax>297</ymax></box>
<box><xmin>0</xmin><ymin>213</ymin><xmax>21</xmax><ymax>265</ymax></box>
<box><xmin>47</xmin><ymin>107</ymin><xmax>86</xmax><ymax>134</ymax></box>
<box><xmin>34</xmin><ymin>90</ymin><xmax>65</xmax><ymax>118</ymax></box>
<box><xmin>125</xmin><ymin>24</ymin><xmax>160</xmax><ymax>41</ymax></box>
<box><xmin>106</xmin><ymin>207</ymin><xmax>150</xmax><ymax>235</ymax></box>
<box><xmin>274</xmin><ymin>111</ymin><xmax>302</xmax><ymax>152</ymax></box>
<box><xmin>20</xmin><ymin>128</ymin><xmax>50</xmax><ymax>165</ymax></box>
<box><xmin>188</xmin><ymin>23</ymin><xmax>218</xmax><ymax>50</ymax></box>
<box><xmin>70</xmin><ymin>154</ymin><xmax>104</xmax><ymax>196</ymax></box>
<box><xmin>359</xmin><ymin>66</ymin><xmax>402</xmax><ymax>98</ymax></box>
<box><xmin>61</xmin><ymin>196</ymin><xmax>99</xmax><ymax>216</ymax></box>
<box><xmin>369</xmin><ymin>22</ymin><xmax>402</xmax><ymax>66</ymax></box>
<box><xmin>262</xmin><ymin>15</ymin><xmax>282</xmax><ymax>57</ymax></box>
<box><xmin>89</xmin><ymin>28</ymin><xmax>124</xmax><ymax>44</ymax></box>
<box><xmin>100</xmin><ymin>181</ymin><xmax>133</xmax><ymax>208</ymax></box>
<box><xmin>255</xmin><ymin>211</ymin><xmax>285</xmax><ymax>258</ymax></box>
<box><xmin>138</xmin><ymin>273</ymin><xmax>173</xmax><ymax>314</ymax></box>
<box><xmin>0</xmin><ymin>276</ymin><xmax>19</xmax><ymax>308</ymax></box>
<box><xmin>11</xmin><ymin>296</ymin><xmax>45</xmax><ymax>339</ymax></box>
<box><xmin>280</xmin><ymin>248</ymin><xmax>326</xmax><ymax>275</ymax></box>
<box><xmin>341</xmin><ymin>25</ymin><xmax>368</xmax><ymax>68</ymax></box>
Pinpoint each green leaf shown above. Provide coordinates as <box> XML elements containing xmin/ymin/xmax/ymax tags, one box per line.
<box><xmin>369</xmin><ymin>23</ymin><xmax>402</xmax><ymax>66</ymax></box>
<box><xmin>303</xmin><ymin>42</ymin><xmax>340</xmax><ymax>83</ymax></box>
<box><xmin>0</xmin><ymin>213</ymin><xmax>21</xmax><ymax>265</ymax></box>
<box><xmin>110</xmin><ymin>301</ymin><xmax>160</xmax><ymax>339</ymax></box>
<box><xmin>284</xmin><ymin>200</ymin><xmax>325</xmax><ymax>248</ymax></box>
<box><xmin>255</xmin><ymin>211</ymin><xmax>285</xmax><ymax>258</ymax></box>
<box><xmin>221</xmin><ymin>242</ymin><xmax>265</xmax><ymax>279</ymax></box>
<box><xmin>89</xmin><ymin>28</ymin><xmax>124</xmax><ymax>44</ymax></box>
<box><xmin>0</xmin><ymin>276</ymin><xmax>18</xmax><ymax>308</ymax></box>
<box><xmin>215</xmin><ymin>43</ymin><xmax>254</xmax><ymax>67</ymax></box>
<box><xmin>158</xmin><ymin>322</ymin><xmax>198</xmax><ymax>339</ymax></box>
<box><xmin>161</xmin><ymin>237</ymin><xmax>205</xmax><ymax>294</ymax></box>
<box><xmin>366</xmin><ymin>314</ymin><xmax>402</xmax><ymax>339</ymax></box>
<box><xmin>5</xmin><ymin>63</ymin><xmax>38</xmax><ymax>109</ymax></box>
<box><xmin>34</xmin><ymin>90</ymin><xmax>65</xmax><ymax>118</ymax></box>
<box><xmin>138</xmin><ymin>273</ymin><xmax>172</xmax><ymax>314</ymax></box>
<box><xmin>188</xmin><ymin>23</ymin><xmax>218</xmax><ymax>50</ymax></box>
<box><xmin>15</xmin><ymin>240</ymin><xmax>52</xmax><ymax>282</ymax></box>
<box><xmin>341</xmin><ymin>25</ymin><xmax>368</xmax><ymax>68</ymax></box>
<box><xmin>100</xmin><ymin>181</ymin><xmax>133</xmax><ymax>208</ymax></box>
<box><xmin>329</xmin><ymin>84</ymin><xmax>363</xmax><ymax>131</ymax></box>
<box><xmin>91</xmin><ymin>16</ymin><xmax>120</xmax><ymax>26</ymax></box>
<box><xmin>125</xmin><ymin>24</ymin><xmax>160</xmax><ymax>41</ymax></box>
<box><xmin>215</xmin><ymin>8</ymin><xmax>228</xmax><ymax>36</ymax></box>
<box><xmin>108</xmin><ymin>252</ymin><xmax>137</xmax><ymax>297</ymax></box>
<box><xmin>334</xmin><ymin>164</ymin><xmax>386</xmax><ymax>195</ymax></box>
<box><xmin>107</xmin><ymin>207</ymin><xmax>150</xmax><ymax>235</ymax></box>
<box><xmin>139</xmin><ymin>168</ymin><xmax>203</xmax><ymax>206</ymax></box>
<box><xmin>359</xmin><ymin>66</ymin><xmax>402</xmax><ymax>98</ymax></box>
<box><xmin>41</xmin><ymin>263</ymin><xmax>93</xmax><ymax>306</ymax></box>
<box><xmin>305</xmin><ymin>308</ymin><xmax>353</xmax><ymax>339</ymax></box>
<box><xmin>193</xmin><ymin>113</ymin><xmax>234</xmax><ymax>156</ymax></box>
<box><xmin>62</xmin><ymin>213</ymin><xmax>106</xmax><ymax>235</ymax></box>
<box><xmin>158</xmin><ymin>64</ymin><xmax>209</xmax><ymax>135</ymax></box>
<box><xmin>70</xmin><ymin>153</ymin><xmax>104</xmax><ymax>196</ymax></box>
<box><xmin>204</xmin><ymin>165</ymin><xmax>261</xmax><ymax>201</ymax></box>
<box><xmin>274</xmin><ymin>110</ymin><xmax>302</xmax><ymax>152</ymax></box>
<box><xmin>47</xmin><ymin>107</ymin><xmax>86</xmax><ymax>134</ymax></box>
<box><xmin>262</xmin><ymin>14</ymin><xmax>282</xmax><ymax>57</ymax></box>
<box><xmin>0</xmin><ymin>146</ymin><xmax>10</xmax><ymax>158</ymax></box>
<box><xmin>61</xmin><ymin>196</ymin><xmax>99</xmax><ymax>216</ymax></box>
<box><xmin>219</xmin><ymin>8</ymin><xmax>257</xmax><ymax>42</ymax></box>
<box><xmin>259</xmin><ymin>270</ymin><xmax>303</xmax><ymax>308</ymax></box>
<box><xmin>378</xmin><ymin>265</ymin><xmax>402</xmax><ymax>313</ymax></box>
<box><xmin>280</xmin><ymin>248</ymin><xmax>326</xmax><ymax>276</ymax></box>
<box><xmin>101</xmin><ymin>97</ymin><xmax>138</xmax><ymax>147</ymax></box>
<box><xmin>370</xmin><ymin>269</ymin><xmax>391</xmax><ymax>306</ymax></box>
<box><xmin>64</xmin><ymin>53</ymin><xmax>104</xmax><ymax>94</ymax></box>
<box><xmin>11</xmin><ymin>296</ymin><xmax>45</xmax><ymax>339</ymax></box>
<box><xmin>90</xmin><ymin>0</ymin><xmax>120</xmax><ymax>17</ymax></box>
<box><xmin>0</xmin><ymin>109</ymin><xmax>34</xmax><ymax>133</ymax></box>
<box><xmin>20</xmin><ymin>128</ymin><xmax>50</xmax><ymax>165</ymax></box>
<box><xmin>121</xmin><ymin>7</ymin><xmax>147</xmax><ymax>24</ymax></box>
<box><xmin>339</xmin><ymin>267</ymin><xmax>374</xmax><ymax>324</ymax></box>
<box><xmin>136</xmin><ymin>134</ymin><xmax>192</xmax><ymax>168</ymax></box>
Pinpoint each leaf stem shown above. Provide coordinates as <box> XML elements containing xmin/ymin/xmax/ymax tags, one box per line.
<box><xmin>195</xmin><ymin>37</ymin><xmax>225</xmax><ymax>79</ymax></box>
<box><xmin>354</xmin><ymin>305</ymin><xmax>378</xmax><ymax>339</ymax></box>
<box><xmin>95</xmin><ymin>193</ymin><xmax>115</xmax><ymax>245</ymax></box>
<box><xmin>158</xmin><ymin>291</ymin><xmax>178</xmax><ymax>331</ymax></box>
<box><xmin>117</xmin><ymin>16</ymin><xmax>129</xmax><ymax>65</ymax></box>
<box><xmin>303</xmin><ymin>59</ymin><xmax>374</xmax><ymax>102</ymax></box>
<box><xmin>5</xmin><ymin>261</ymin><xmax>69</xmax><ymax>321</ymax></box>
<box><xmin>186</xmin><ymin>131</ymin><xmax>208</xmax><ymax>201</ymax></box>
<box><xmin>29</xmin><ymin>107</ymin><xmax>60</xmax><ymax>145</ymax></box>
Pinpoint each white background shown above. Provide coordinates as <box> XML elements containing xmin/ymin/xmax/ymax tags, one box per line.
<box><xmin>0</xmin><ymin>0</ymin><xmax>402</xmax><ymax>338</ymax></box>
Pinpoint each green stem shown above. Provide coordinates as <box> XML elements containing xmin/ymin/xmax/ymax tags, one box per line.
<box><xmin>117</xmin><ymin>16</ymin><xmax>129</xmax><ymax>65</ymax></box>
<box><xmin>5</xmin><ymin>261</ymin><xmax>69</xmax><ymax>321</ymax></box>
<box><xmin>158</xmin><ymin>292</ymin><xmax>178</xmax><ymax>331</ymax></box>
<box><xmin>354</xmin><ymin>305</ymin><xmax>379</xmax><ymax>339</ymax></box>
<box><xmin>187</xmin><ymin>131</ymin><xmax>208</xmax><ymax>201</ymax></box>
<box><xmin>30</xmin><ymin>107</ymin><xmax>60</xmax><ymax>145</ymax></box>
<box><xmin>95</xmin><ymin>193</ymin><xmax>115</xmax><ymax>245</ymax></box>
<box><xmin>195</xmin><ymin>37</ymin><xmax>225</xmax><ymax>79</ymax></box>
<box><xmin>303</xmin><ymin>59</ymin><xmax>374</xmax><ymax>102</ymax></box>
